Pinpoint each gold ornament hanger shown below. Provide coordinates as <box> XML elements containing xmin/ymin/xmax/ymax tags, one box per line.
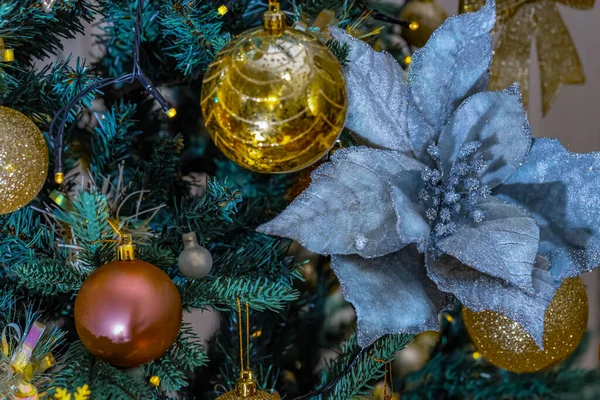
<box><xmin>216</xmin><ymin>299</ymin><xmax>279</xmax><ymax>399</ymax></box>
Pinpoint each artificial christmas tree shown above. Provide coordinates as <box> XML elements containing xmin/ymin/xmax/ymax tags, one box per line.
<box><xmin>1</xmin><ymin>0</ymin><xmax>600</xmax><ymax>399</ymax></box>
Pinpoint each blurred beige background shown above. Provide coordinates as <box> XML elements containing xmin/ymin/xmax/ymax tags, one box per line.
<box><xmin>49</xmin><ymin>0</ymin><xmax>599</xmax><ymax>367</ymax></box>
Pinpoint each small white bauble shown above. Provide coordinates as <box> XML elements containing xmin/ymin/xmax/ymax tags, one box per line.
<box><xmin>178</xmin><ymin>232</ymin><xmax>213</xmax><ymax>279</ymax></box>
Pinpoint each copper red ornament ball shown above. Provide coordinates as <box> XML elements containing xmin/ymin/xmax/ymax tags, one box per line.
<box><xmin>74</xmin><ymin>259</ymin><xmax>182</xmax><ymax>367</ymax></box>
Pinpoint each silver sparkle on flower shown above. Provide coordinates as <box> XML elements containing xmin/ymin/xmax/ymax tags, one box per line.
<box><xmin>258</xmin><ymin>0</ymin><xmax>600</xmax><ymax>348</ymax></box>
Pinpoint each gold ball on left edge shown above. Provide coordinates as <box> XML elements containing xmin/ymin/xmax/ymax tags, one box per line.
<box><xmin>0</xmin><ymin>106</ymin><xmax>48</xmax><ymax>214</ymax></box>
<box><xmin>463</xmin><ymin>277</ymin><xmax>588</xmax><ymax>373</ymax></box>
<box><xmin>201</xmin><ymin>27</ymin><xmax>347</xmax><ymax>173</ymax></box>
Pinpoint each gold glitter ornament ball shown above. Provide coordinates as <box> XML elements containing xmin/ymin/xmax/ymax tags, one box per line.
<box><xmin>463</xmin><ymin>277</ymin><xmax>588</xmax><ymax>373</ymax></box>
<box><xmin>0</xmin><ymin>106</ymin><xmax>48</xmax><ymax>214</ymax></box>
<box><xmin>201</xmin><ymin>4</ymin><xmax>347</xmax><ymax>173</ymax></box>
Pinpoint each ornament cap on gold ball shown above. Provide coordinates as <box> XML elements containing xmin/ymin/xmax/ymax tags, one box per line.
<box><xmin>235</xmin><ymin>370</ymin><xmax>258</xmax><ymax>397</ymax></box>
<box><xmin>263</xmin><ymin>0</ymin><xmax>285</xmax><ymax>35</ymax></box>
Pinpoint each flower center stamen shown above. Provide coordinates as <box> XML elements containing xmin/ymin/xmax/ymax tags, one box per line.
<box><xmin>420</xmin><ymin>140</ymin><xmax>491</xmax><ymax>257</ymax></box>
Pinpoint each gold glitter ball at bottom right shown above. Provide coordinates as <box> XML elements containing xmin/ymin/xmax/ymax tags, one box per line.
<box><xmin>462</xmin><ymin>277</ymin><xmax>588</xmax><ymax>373</ymax></box>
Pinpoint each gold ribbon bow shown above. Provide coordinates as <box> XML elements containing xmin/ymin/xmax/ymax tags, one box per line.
<box><xmin>460</xmin><ymin>0</ymin><xmax>594</xmax><ymax>115</ymax></box>
<box><xmin>1</xmin><ymin>321</ymin><xmax>56</xmax><ymax>400</ymax></box>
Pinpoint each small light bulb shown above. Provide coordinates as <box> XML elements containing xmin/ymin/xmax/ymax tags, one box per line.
<box><xmin>55</xmin><ymin>172</ymin><xmax>64</xmax><ymax>184</ymax></box>
<box><xmin>409</xmin><ymin>21</ymin><xmax>419</xmax><ymax>31</ymax></box>
<box><xmin>149</xmin><ymin>376</ymin><xmax>161</xmax><ymax>387</ymax></box>
<box><xmin>217</xmin><ymin>5</ymin><xmax>228</xmax><ymax>15</ymax></box>
<box><xmin>166</xmin><ymin>108</ymin><xmax>177</xmax><ymax>118</ymax></box>
<box><xmin>472</xmin><ymin>351</ymin><xmax>482</xmax><ymax>360</ymax></box>
<box><xmin>404</xmin><ymin>55</ymin><xmax>412</xmax><ymax>65</ymax></box>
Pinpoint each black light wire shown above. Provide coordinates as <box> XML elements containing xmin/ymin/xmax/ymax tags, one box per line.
<box><xmin>370</xmin><ymin>10</ymin><xmax>412</xmax><ymax>28</ymax></box>
<box><xmin>49</xmin><ymin>0</ymin><xmax>175</xmax><ymax>183</ymax></box>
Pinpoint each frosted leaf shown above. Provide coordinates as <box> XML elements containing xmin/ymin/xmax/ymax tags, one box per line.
<box><xmin>436</xmin><ymin>196</ymin><xmax>539</xmax><ymax>291</ymax></box>
<box><xmin>497</xmin><ymin>138</ymin><xmax>600</xmax><ymax>281</ymax></box>
<box><xmin>333</xmin><ymin>246</ymin><xmax>453</xmax><ymax>347</ymax></box>
<box><xmin>330</xmin><ymin>28</ymin><xmax>412</xmax><ymax>154</ymax></box>
<box><xmin>407</xmin><ymin>0</ymin><xmax>495</xmax><ymax>161</ymax></box>
<box><xmin>437</xmin><ymin>86</ymin><xmax>532</xmax><ymax>188</ymax></box>
<box><xmin>427</xmin><ymin>255</ymin><xmax>556</xmax><ymax>348</ymax></box>
<box><xmin>257</xmin><ymin>147</ymin><xmax>425</xmax><ymax>258</ymax></box>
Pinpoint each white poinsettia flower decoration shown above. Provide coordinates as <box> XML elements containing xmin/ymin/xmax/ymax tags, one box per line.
<box><xmin>258</xmin><ymin>0</ymin><xmax>600</xmax><ymax>347</ymax></box>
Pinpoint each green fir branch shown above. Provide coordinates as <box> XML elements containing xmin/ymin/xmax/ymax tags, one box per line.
<box><xmin>127</xmin><ymin>134</ymin><xmax>185</xmax><ymax>209</ymax></box>
<box><xmin>0</xmin><ymin>208</ymin><xmax>59</xmax><ymax>266</ymax></box>
<box><xmin>0</xmin><ymin>0</ymin><xmax>94</xmax><ymax>66</ymax></box>
<box><xmin>53</xmin><ymin>341</ymin><xmax>155</xmax><ymax>399</ymax></box>
<box><xmin>180</xmin><ymin>276</ymin><xmax>299</xmax><ymax>312</ymax></box>
<box><xmin>13</xmin><ymin>259</ymin><xmax>82</xmax><ymax>295</ymax></box>
<box><xmin>1</xmin><ymin>57</ymin><xmax>98</xmax><ymax>124</ymax></box>
<box><xmin>326</xmin><ymin>39</ymin><xmax>350</xmax><ymax>66</ymax></box>
<box><xmin>168</xmin><ymin>322</ymin><xmax>209</xmax><ymax>370</ymax></box>
<box><xmin>138</xmin><ymin>244</ymin><xmax>177</xmax><ymax>272</ymax></box>
<box><xmin>170</xmin><ymin>178</ymin><xmax>242</xmax><ymax>242</ymax></box>
<box><xmin>53</xmin><ymin>190</ymin><xmax>112</xmax><ymax>272</ymax></box>
<box><xmin>324</xmin><ymin>333</ymin><xmax>413</xmax><ymax>399</ymax></box>
<box><xmin>212</xmin><ymin>234</ymin><xmax>299</xmax><ymax>280</ymax></box>
<box><xmin>146</xmin><ymin>356</ymin><xmax>188</xmax><ymax>395</ymax></box>
<box><xmin>89</xmin><ymin>101</ymin><xmax>142</xmax><ymax>180</ymax></box>
<box><xmin>95</xmin><ymin>0</ymin><xmax>162</xmax><ymax>77</ymax></box>
<box><xmin>160</xmin><ymin>0</ymin><xmax>230</xmax><ymax>77</ymax></box>
<box><xmin>144</xmin><ymin>323</ymin><xmax>208</xmax><ymax>395</ymax></box>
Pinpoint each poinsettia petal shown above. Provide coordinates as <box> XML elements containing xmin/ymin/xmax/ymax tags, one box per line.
<box><xmin>333</xmin><ymin>246</ymin><xmax>453</xmax><ymax>347</ymax></box>
<box><xmin>258</xmin><ymin>147</ymin><xmax>425</xmax><ymax>257</ymax></box>
<box><xmin>497</xmin><ymin>138</ymin><xmax>600</xmax><ymax>281</ymax></box>
<box><xmin>330</xmin><ymin>28</ymin><xmax>412</xmax><ymax>154</ymax></box>
<box><xmin>407</xmin><ymin>0</ymin><xmax>495</xmax><ymax>161</ymax></box>
<box><xmin>427</xmin><ymin>255</ymin><xmax>556</xmax><ymax>348</ymax></box>
<box><xmin>436</xmin><ymin>196</ymin><xmax>539</xmax><ymax>291</ymax></box>
<box><xmin>390</xmin><ymin>171</ymin><xmax>430</xmax><ymax>247</ymax></box>
<box><xmin>437</xmin><ymin>85</ymin><xmax>532</xmax><ymax>188</ymax></box>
